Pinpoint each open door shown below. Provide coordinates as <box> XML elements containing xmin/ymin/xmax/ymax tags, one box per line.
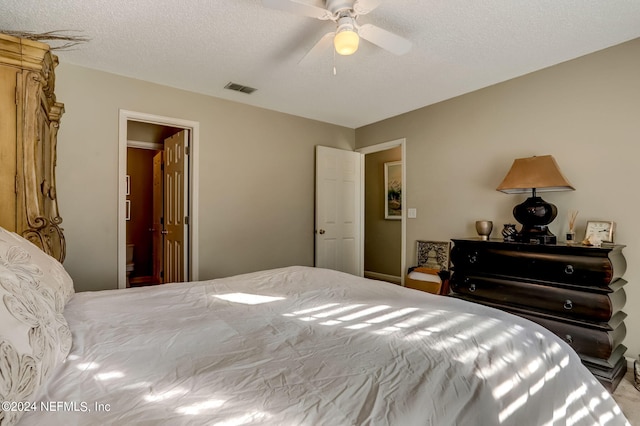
<box><xmin>315</xmin><ymin>146</ymin><xmax>362</xmax><ymax>275</ymax></box>
<box><xmin>152</xmin><ymin>151</ymin><xmax>163</xmax><ymax>284</ymax></box>
<box><xmin>163</xmin><ymin>130</ymin><xmax>189</xmax><ymax>283</ymax></box>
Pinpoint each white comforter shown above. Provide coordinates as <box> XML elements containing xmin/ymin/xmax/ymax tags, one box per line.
<box><xmin>20</xmin><ymin>266</ymin><xmax>629</xmax><ymax>425</ymax></box>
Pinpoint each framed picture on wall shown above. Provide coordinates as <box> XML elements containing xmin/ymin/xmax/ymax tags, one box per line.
<box><xmin>384</xmin><ymin>161</ymin><xmax>402</xmax><ymax>220</ymax></box>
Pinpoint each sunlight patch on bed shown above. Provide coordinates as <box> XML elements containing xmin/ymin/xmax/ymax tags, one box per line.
<box><xmin>498</xmin><ymin>392</ymin><xmax>528</xmax><ymax>423</ymax></box>
<box><xmin>145</xmin><ymin>387</ymin><xmax>188</xmax><ymax>402</ymax></box>
<box><xmin>366</xmin><ymin>307</ymin><xmax>418</xmax><ymax>324</ymax></box>
<box><xmin>320</xmin><ymin>320</ymin><xmax>342</xmax><ymax>326</ymax></box>
<box><xmin>474</xmin><ymin>351</ymin><xmax>523</xmax><ymax>380</ymax></box>
<box><xmin>338</xmin><ymin>305</ymin><xmax>390</xmax><ymax>321</ymax></box>
<box><xmin>451</xmin><ymin>321</ymin><xmax>511</xmax><ymax>364</ymax></box>
<box><xmin>541</xmin><ymin>383</ymin><xmax>588</xmax><ymax>426</ymax></box>
<box><xmin>76</xmin><ymin>361</ymin><xmax>100</xmax><ymax>371</ymax></box>
<box><xmin>429</xmin><ymin>316</ymin><xmax>495</xmax><ymax>353</ymax></box>
<box><xmin>498</xmin><ymin>360</ymin><xmax>570</xmax><ymax>423</ymax></box>
<box><xmin>593</xmin><ymin>390</ymin><xmax>622</xmax><ymax>424</ymax></box>
<box><xmin>598</xmin><ymin>411</ymin><xmax>616</xmax><ymax>425</ymax></box>
<box><xmin>342</xmin><ymin>306</ymin><xmax>418</xmax><ymax>330</ymax></box>
<box><xmin>94</xmin><ymin>371</ymin><xmax>125</xmax><ymax>381</ymax></box>
<box><xmin>345</xmin><ymin>323</ymin><xmax>371</xmax><ymax>330</ymax></box>
<box><xmin>214</xmin><ymin>293</ymin><xmax>285</xmax><ymax>305</ymax></box>
<box><xmin>402</xmin><ymin>312</ymin><xmax>471</xmax><ymax>342</ymax></box>
<box><xmin>211</xmin><ymin>411</ymin><xmax>270</xmax><ymax>426</ymax></box>
<box><xmin>493</xmin><ymin>337</ymin><xmax>570</xmax><ymax>417</ymax></box>
<box><xmin>121</xmin><ymin>381</ymin><xmax>153</xmax><ymax>390</ymax></box>
<box><xmin>566</xmin><ymin>406</ymin><xmax>590</xmax><ymax>425</ymax></box>
<box><xmin>282</xmin><ymin>303</ymin><xmax>339</xmax><ymax>317</ymax></box>
<box><xmin>308</xmin><ymin>304</ymin><xmax>364</xmax><ymax>318</ymax></box>
<box><xmin>283</xmin><ymin>302</ymin><xmax>448</xmax><ymax>337</ymax></box>
<box><xmin>423</xmin><ymin>312</ymin><xmax>475</xmax><ymax>334</ymax></box>
<box><xmin>394</xmin><ymin>311</ymin><xmax>440</xmax><ymax>328</ymax></box>
<box><xmin>374</xmin><ymin>311</ymin><xmax>440</xmax><ymax>335</ymax></box>
<box><xmin>175</xmin><ymin>398</ymin><xmax>225</xmax><ymax>415</ymax></box>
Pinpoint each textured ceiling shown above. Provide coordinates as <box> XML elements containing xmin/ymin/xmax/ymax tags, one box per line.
<box><xmin>2</xmin><ymin>0</ymin><xmax>640</xmax><ymax>128</ymax></box>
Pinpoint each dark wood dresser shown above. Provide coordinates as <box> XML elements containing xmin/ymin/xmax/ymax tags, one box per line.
<box><xmin>449</xmin><ymin>238</ymin><xmax>628</xmax><ymax>392</ymax></box>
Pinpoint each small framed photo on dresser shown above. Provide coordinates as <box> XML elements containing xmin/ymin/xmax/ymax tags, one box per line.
<box><xmin>585</xmin><ymin>220</ymin><xmax>614</xmax><ymax>243</ymax></box>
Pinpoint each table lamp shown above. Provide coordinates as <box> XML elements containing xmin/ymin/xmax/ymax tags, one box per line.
<box><xmin>496</xmin><ymin>155</ymin><xmax>574</xmax><ymax>244</ymax></box>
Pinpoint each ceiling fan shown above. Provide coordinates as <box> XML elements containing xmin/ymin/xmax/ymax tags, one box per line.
<box><xmin>262</xmin><ymin>0</ymin><xmax>412</xmax><ymax>63</ymax></box>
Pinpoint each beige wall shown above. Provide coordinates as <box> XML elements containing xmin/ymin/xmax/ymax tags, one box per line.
<box><xmin>356</xmin><ymin>38</ymin><xmax>640</xmax><ymax>358</ymax></box>
<box><xmin>364</xmin><ymin>147</ymin><xmax>402</xmax><ymax>277</ymax></box>
<box><xmin>55</xmin><ymin>63</ymin><xmax>354</xmax><ymax>291</ymax></box>
<box><xmin>54</xmin><ymin>38</ymin><xmax>639</xmax><ymax>357</ymax></box>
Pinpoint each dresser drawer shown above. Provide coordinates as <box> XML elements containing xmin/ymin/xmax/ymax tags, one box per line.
<box><xmin>515</xmin><ymin>312</ymin><xmax>626</xmax><ymax>361</ymax></box>
<box><xmin>451</xmin><ymin>241</ymin><xmax>625</xmax><ymax>290</ymax></box>
<box><xmin>450</xmin><ymin>275</ymin><xmax>626</xmax><ymax>323</ymax></box>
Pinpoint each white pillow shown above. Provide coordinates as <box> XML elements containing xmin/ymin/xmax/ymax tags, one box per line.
<box><xmin>0</xmin><ymin>227</ymin><xmax>74</xmax><ymax>311</ymax></box>
<box><xmin>0</xmin><ymin>227</ymin><xmax>73</xmax><ymax>426</ymax></box>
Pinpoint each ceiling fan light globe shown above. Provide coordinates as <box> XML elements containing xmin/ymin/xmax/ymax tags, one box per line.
<box><xmin>334</xmin><ymin>30</ymin><xmax>359</xmax><ymax>55</ymax></box>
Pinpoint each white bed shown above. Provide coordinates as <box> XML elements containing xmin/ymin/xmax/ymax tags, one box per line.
<box><xmin>0</xmin><ymin>228</ymin><xmax>630</xmax><ymax>425</ymax></box>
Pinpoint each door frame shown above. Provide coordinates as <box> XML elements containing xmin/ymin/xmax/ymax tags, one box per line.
<box><xmin>117</xmin><ymin>109</ymin><xmax>200</xmax><ymax>289</ymax></box>
<box><xmin>357</xmin><ymin>138</ymin><xmax>406</xmax><ymax>286</ymax></box>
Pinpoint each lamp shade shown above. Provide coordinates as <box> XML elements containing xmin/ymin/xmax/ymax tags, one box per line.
<box><xmin>334</xmin><ymin>16</ymin><xmax>359</xmax><ymax>56</ymax></box>
<box><xmin>496</xmin><ymin>155</ymin><xmax>574</xmax><ymax>194</ymax></box>
<box><xmin>334</xmin><ymin>29</ymin><xmax>359</xmax><ymax>55</ymax></box>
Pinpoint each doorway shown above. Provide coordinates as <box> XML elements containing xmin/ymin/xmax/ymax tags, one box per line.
<box><xmin>118</xmin><ymin>110</ymin><xmax>200</xmax><ymax>289</ymax></box>
<box><xmin>358</xmin><ymin>139</ymin><xmax>405</xmax><ymax>285</ymax></box>
<box><xmin>362</xmin><ymin>146</ymin><xmax>402</xmax><ymax>284</ymax></box>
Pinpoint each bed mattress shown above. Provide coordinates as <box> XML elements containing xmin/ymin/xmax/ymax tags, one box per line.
<box><xmin>19</xmin><ymin>266</ymin><xmax>629</xmax><ymax>425</ymax></box>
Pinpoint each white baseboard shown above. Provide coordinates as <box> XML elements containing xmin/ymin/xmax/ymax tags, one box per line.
<box><xmin>364</xmin><ymin>271</ymin><xmax>401</xmax><ymax>284</ymax></box>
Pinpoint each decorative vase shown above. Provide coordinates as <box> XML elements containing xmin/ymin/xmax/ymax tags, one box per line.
<box><xmin>475</xmin><ymin>221</ymin><xmax>493</xmax><ymax>240</ymax></box>
<box><xmin>502</xmin><ymin>224</ymin><xmax>517</xmax><ymax>242</ymax></box>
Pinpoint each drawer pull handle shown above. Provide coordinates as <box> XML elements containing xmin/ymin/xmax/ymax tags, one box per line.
<box><xmin>564</xmin><ymin>265</ymin><xmax>574</xmax><ymax>275</ymax></box>
<box><xmin>468</xmin><ymin>253</ymin><xmax>478</xmax><ymax>264</ymax></box>
<box><xmin>563</xmin><ymin>299</ymin><xmax>573</xmax><ymax>310</ymax></box>
<box><xmin>565</xmin><ymin>334</ymin><xmax>573</xmax><ymax>344</ymax></box>
<box><xmin>469</xmin><ymin>284</ymin><xmax>476</xmax><ymax>292</ymax></box>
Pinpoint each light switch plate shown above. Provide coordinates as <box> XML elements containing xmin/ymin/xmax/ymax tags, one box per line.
<box><xmin>408</xmin><ymin>208</ymin><xmax>417</xmax><ymax>218</ymax></box>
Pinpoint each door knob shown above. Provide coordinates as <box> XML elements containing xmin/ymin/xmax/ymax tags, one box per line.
<box><xmin>318</xmin><ymin>229</ymin><xmax>326</xmax><ymax>234</ymax></box>
<box><xmin>161</xmin><ymin>230</ymin><xmax>169</xmax><ymax>235</ymax></box>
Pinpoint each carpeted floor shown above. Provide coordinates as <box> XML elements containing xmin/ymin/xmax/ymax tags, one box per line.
<box><xmin>613</xmin><ymin>369</ymin><xmax>640</xmax><ymax>424</ymax></box>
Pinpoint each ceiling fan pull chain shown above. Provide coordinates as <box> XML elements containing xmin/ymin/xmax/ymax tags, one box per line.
<box><xmin>333</xmin><ymin>49</ymin><xmax>337</xmax><ymax>75</ymax></box>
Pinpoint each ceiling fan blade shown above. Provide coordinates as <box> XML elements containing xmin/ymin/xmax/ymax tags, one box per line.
<box><xmin>298</xmin><ymin>31</ymin><xmax>335</xmax><ymax>65</ymax></box>
<box><xmin>358</xmin><ymin>23</ymin><xmax>412</xmax><ymax>55</ymax></box>
<box><xmin>353</xmin><ymin>0</ymin><xmax>382</xmax><ymax>15</ymax></box>
<box><xmin>261</xmin><ymin>0</ymin><xmax>333</xmax><ymax>20</ymax></box>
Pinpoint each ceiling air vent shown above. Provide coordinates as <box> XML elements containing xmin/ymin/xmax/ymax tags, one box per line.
<box><xmin>224</xmin><ymin>82</ymin><xmax>257</xmax><ymax>94</ymax></box>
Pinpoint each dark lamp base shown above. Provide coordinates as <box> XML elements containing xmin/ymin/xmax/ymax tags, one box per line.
<box><xmin>516</xmin><ymin>233</ymin><xmax>557</xmax><ymax>245</ymax></box>
<box><xmin>512</xmin><ymin>195</ymin><xmax>559</xmax><ymax>245</ymax></box>
<box><xmin>516</xmin><ymin>224</ymin><xmax>557</xmax><ymax>245</ymax></box>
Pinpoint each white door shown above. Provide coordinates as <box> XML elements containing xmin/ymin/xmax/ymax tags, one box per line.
<box><xmin>163</xmin><ymin>130</ymin><xmax>189</xmax><ymax>283</ymax></box>
<box><xmin>315</xmin><ymin>146</ymin><xmax>362</xmax><ymax>275</ymax></box>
